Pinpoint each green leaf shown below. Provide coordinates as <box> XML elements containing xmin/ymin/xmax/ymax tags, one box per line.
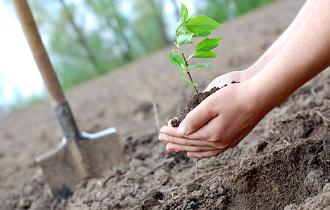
<box><xmin>188</xmin><ymin>63</ymin><xmax>211</xmax><ymax>70</ymax></box>
<box><xmin>176</xmin><ymin>33</ymin><xmax>193</xmax><ymax>45</ymax></box>
<box><xmin>192</xmin><ymin>51</ymin><xmax>217</xmax><ymax>58</ymax></box>
<box><xmin>186</xmin><ymin>15</ymin><xmax>220</xmax><ymax>37</ymax></box>
<box><xmin>176</xmin><ymin>20</ymin><xmax>187</xmax><ymax>36</ymax></box>
<box><xmin>176</xmin><ymin>19</ymin><xmax>194</xmax><ymax>37</ymax></box>
<box><xmin>195</xmin><ymin>38</ymin><xmax>222</xmax><ymax>51</ymax></box>
<box><xmin>169</xmin><ymin>51</ymin><xmax>186</xmax><ymax>68</ymax></box>
<box><xmin>181</xmin><ymin>3</ymin><xmax>188</xmax><ymax>22</ymax></box>
<box><xmin>179</xmin><ymin>71</ymin><xmax>198</xmax><ymax>87</ymax></box>
<box><xmin>175</xmin><ymin>20</ymin><xmax>183</xmax><ymax>35</ymax></box>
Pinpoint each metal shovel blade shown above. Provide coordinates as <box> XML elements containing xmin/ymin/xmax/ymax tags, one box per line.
<box><xmin>36</xmin><ymin>128</ymin><xmax>124</xmax><ymax>199</ymax></box>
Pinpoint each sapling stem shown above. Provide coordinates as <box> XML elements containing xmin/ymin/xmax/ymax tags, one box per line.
<box><xmin>187</xmin><ymin>72</ymin><xmax>198</xmax><ymax>94</ymax></box>
<box><xmin>168</xmin><ymin>2</ymin><xmax>221</xmax><ymax>94</ymax></box>
<box><xmin>179</xmin><ymin>49</ymin><xmax>199</xmax><ymax>94</ymax></box>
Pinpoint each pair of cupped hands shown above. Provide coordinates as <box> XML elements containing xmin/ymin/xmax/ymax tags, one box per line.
<box><xmin>159</xmin><ymin>69</ymin><xmax>267</xmax><ymax>158</ymax></box>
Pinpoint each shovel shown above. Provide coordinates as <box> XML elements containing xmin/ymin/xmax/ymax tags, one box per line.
<box><xmin>13</xmin><ymin>0</ymin><xmax>125</xmax><ymax>199</ymax></box>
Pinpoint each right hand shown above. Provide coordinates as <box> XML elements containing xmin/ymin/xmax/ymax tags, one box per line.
<box><xmin>204</xmin><ymin>69</ymin><xmax>256</xmax><ymax>91</ymax></box>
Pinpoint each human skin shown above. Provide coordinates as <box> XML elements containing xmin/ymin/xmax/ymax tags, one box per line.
<box><xmin>205</xmin><ymin>0</ymin><xmax>314</xmax><ymax>91</ymax></box>
<box><xmin>159</xmin><ymin>0</ymin><xmax>330</xmax><ymax>158</ymax></box>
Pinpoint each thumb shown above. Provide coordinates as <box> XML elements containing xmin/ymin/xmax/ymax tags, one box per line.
<box><xmin>178</xmin><ymin>98</ymin><xmax>218</xmax><ymax>135</ymax></box>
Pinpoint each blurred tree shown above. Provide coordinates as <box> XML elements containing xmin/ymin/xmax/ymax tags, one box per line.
<box><xmin>48</xmin><ymin>7</ymin><xmax>97</xmax><ymax>89</ymax></box>
<box><xmin>108</xmin><ymin>0</ymin><xmax>134</xmax><ymax>61</ymax></box>
<box><xmin>4</xmin><ymin>0</ymin><xmax>275</xmax><ymax>112</ymax></box>
<box><xmin>133</xmin><ymin>0</ymin><xmax>170</xmax><ymax>52</ymax></box>
<box><xmin>234</xmin><ymin>0</ymin><xmax>272</xmax><ymax>15</ymax></box>
<box><xmin>199</xmin><ymin>0</ymin><xmax>272</xmax><ymax>24</ymax></box>
<box><xmin>147</xmin><ymin>0</ymin><xmax>170</xmax><ymax>45</ymax></box>
<box><xmin>197</xmin><ymin>0</ymin><xmax>234</xmax><ymax>23</ymax></box>
<box><xmin>30</xmin><ymin>0</ymin><xmax>101</xmax><ymax>89</ymax></box>
<box><xmin>59</xmin><ymin>0</ymin><xmax>104</xmax><ymax>75</ymax></box>
<box><xmin>27</xmin><ymin>0</ymin><xmax>273</xmax><ymax>92</ymax></box>
<box><xmin>84</xmin><ymin>0</ymin><xmax>134</xmax><ymax>62</ymax></box>
<box><xmin>170</xmin><ymin>0</ymin><xmax>181</xmax><ymax>20</ymax></box>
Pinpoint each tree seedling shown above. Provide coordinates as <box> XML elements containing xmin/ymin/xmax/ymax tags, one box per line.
<box><xmin>168</xmin><ymin>2</ymin><xmax>222</xmax><ymax>94</ymax></box>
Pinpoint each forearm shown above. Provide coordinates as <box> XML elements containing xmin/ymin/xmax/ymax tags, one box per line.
<box><xmin>247</xmin><ymin>0</ymin><xmax>314</xmax><ymax>76</ymax></box>
<box><xmin>251</xmin><ymin>0</ymin><xmax>330</xmax><ymax>111</ymax></box>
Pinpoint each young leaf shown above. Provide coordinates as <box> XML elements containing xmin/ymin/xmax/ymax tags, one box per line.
<box><xmin>179</xmin><ymin>71</ymin><xmax>199</xmax><ymax>87</ymax></box>
<box><xmin>181</xmin><ymin>3</ymin><xmax>188</xmax><ymax>22</ymax></box>
<box><xmin>176</xmin><ymin>2</ymin><xmax>191</xmax><ymax>37</ymax></box>
<box><xmin>176</xmin><ymin>20</ymin><xmax>191</xmax><ymax>36</ymax></box>
<box><xmin>169</xmin><ymin>5</ymin><xmax>223</xmax><ymax>92</ymax></box>
<box><xmin>169</xmin><ymin>51</ymin><xmax>186</xmax><ymax>68</ymax></box>
<box><xmin>176</xmin><ymin>33</ymin><xmax>193</xmax><ymax>45</ymax></box>
<box><xmin>195</xmin><ymin>38</ymin><xmax>222</xmax><ymax>51</ymax></box>
<box><xmin>186</xmin><ymin>15</ymin><xmax>220</xmax><ymax>37</ymax></box>
<box><xmin>192</xmin><ymin>51</ymin><xmax>217</xmax><ymax>58</ymax></box>
<box><xmin>176</xmin><ymin>20</ymin><xmax>184</xmax><ymax>35</ymax></box>
<box><xmin>188</xmin><ymin>63</ymin><xmax>211</xmax><ymax>70</ymax></box>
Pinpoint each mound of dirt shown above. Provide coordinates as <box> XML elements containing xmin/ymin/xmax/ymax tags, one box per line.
<box><xmin>58</xmin><ymin>70</ymin><xmax>329</xmax><ymax>210</ymax></box>
<box><xmin>2</xmin><ymin>0</ymin><xmax>329</xmax><ymax>209</ymax></box>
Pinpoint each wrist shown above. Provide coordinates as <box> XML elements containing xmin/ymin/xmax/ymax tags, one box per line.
<box><xmin>240</xmin><ymin>67</ymin><xmax>258</xmax><ymax>82</ymax></box>
<box><xmin>244</xmin><ymin>74</ymin><xmax>280</xmax><ymax>115</ymax></box>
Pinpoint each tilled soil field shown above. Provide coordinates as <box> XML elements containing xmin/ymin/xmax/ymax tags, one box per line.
<box><xmin>60</xmin><ymin>69</ymin><xmax>330</xmax><ymax>210</ymax></box>
<box><xmin>1</xmin><ymin>0</ymin><xmax>329</xmax><ymax>209</ymax></box>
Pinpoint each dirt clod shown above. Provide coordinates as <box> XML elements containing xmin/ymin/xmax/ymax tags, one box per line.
<box><xmin>171</xmin><ymin>81</ymin><xmax>239</xmax><ymax>127</ymax></box>
<box><xmin>185</xmin><ymin>182</ymin><xmax>201</xmax><ymax>193</ymax></box>
<box><xmin>171</xmin><ymin>87</ymin><xmax>220</xmax><ymax>127</ymax></box>
<box><xmin>1</xmin><ymin>1</ymin><xmax>329</xmax><ymax>209</ymax></box>
<box><xmin>18</xmin><ymin>199</ymin><xmax>32</xmax><ymax>209</ymax></box>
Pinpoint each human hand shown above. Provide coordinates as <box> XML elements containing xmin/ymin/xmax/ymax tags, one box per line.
<box><xmin>204</xmin><ymin>69</ymin><xmax>256</xmax><ymax>91</ymax></box>
<box><xmin>159</xmin><ymin>80</ymin><xmax>269</xmax><ymax>158</ymax></box>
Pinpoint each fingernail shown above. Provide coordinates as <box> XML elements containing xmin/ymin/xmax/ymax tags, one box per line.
<box><xmin>178</xmin><ymin>123</ymin><xmax>187</xmax><ymax>134</ymax></box>
<box><xmin>166</xmin><ymin>144</ymin><xmax>172</xmax><ymax>152</ymax></box>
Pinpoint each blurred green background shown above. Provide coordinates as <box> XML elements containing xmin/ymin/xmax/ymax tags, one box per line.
<box><xmin>0</xmin><ymin>0</ymin><xmax>273</xmax><ymax>114</ymax></box>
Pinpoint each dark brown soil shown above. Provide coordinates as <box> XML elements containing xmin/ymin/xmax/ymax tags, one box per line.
<box><xmin>2</xmin><ymin>1</ymin><xmax>330</xmax><ymax>210</ymax></box>
<box><xmin>171</xmin><ymin>87</ymin><xmax>220</xmax><ymax>127</ymax></box>
<box><xmin>58</xmin><ymin>86</ymin><xmax>329</xmax><ymax>210</ymax></box>
<box><xmin>171</xmin><ymin>81</ymin><xmax>239</xmax><ymax>127</ymax></box>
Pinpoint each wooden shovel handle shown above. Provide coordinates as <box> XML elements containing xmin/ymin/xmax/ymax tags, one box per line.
<box><xmin>13</xmin><ymin>0</ymin><xmax>66</xmax><ymax>106</ymax></box>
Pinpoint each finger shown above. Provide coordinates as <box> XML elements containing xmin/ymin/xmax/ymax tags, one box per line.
<box><xmin>159</xmin><ymin>133</ymin><xmax>216</xmax><ymax>147</ymax></box>
<box><xmin>160</xmin><ymin>125</ymin><xmax>183</xmax><ymax>137</ymax></box>
<box><xmin>187</xmin><ymin>149</ymin><xmax>226</xmax><ymax>159</ymax></box>
<box><xmin>185</xmin><ymin>117</ymin><xmax>230</xmax><ymax>149</ymax></box>
<box><xmin>186</xmin><ymin>116</ymin><xmax>222</xmax><ymax>141</ymax></box>
<box><xmin>166</xmin><ymin>143</ymin><xmax>219</xmax><ymax>153</ymax></box>
<box><xmin>179</xmin><ymin>98</ymin><xmax>218</xmax><ymax>135</ymax></box>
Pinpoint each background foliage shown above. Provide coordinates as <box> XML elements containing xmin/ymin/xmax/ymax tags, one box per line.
<box><xmin>29</xmin><ymin>0</ymin><xmax>273</xmax><ymax>91</ymax></box>
<box><xmin>2</xmin><ymin>0</ymin><xmax>273</xmax><ymax>113</ymax></box>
